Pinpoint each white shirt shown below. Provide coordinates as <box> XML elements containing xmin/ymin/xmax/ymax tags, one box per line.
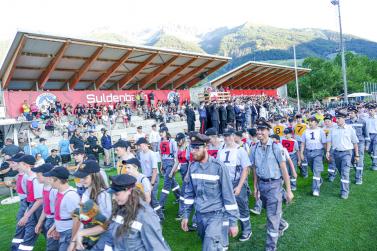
<box><xmin>134</xmin><ymin>132</ymin><xmax>146</xmax><ymax>141</ymax></box>
<box><xmin>365</xmin><ymin>114</ymin><xmax>377</xmax><ymax>134</ymax></box>
<box><xmin>330</xmin><ymin>124</ymin><xmax>359</xmax><ymax>151</ymax></box>
<box><xmin>82</xmin><ymin>187</ymin><xmax>112</xmax><ymax>219</ymax></box>
<box><xmin>149</xmin><ymin>130</ymin><xmax>160</xmax><ymax>143</ymax></box>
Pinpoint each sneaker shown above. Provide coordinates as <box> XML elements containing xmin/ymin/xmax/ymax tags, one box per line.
<box><xmin>239</xmin><ymin>232</ymin><xmax>252</xmax><ymax>242</ymax></box>
<box><xmin>250</xmin><ymin>208</ymin><xmax>261</xmax><ymax>215</ymax></box>
<box><xmin>313</xmin><ymin>191</ymin><xmax>320</xmax><ymax>197</ymax></box>
<box><xmin>188</xmin><ymin>223</ymin><xmax>197</xmax><ymax>231</ymax></box>
<box><xmin>175</xmin><ymin>214</ymin><xmax>183</xmax><ymax>221</ymax></box>
<box><xmin>279</xmin><ymin>220</ymin><xmax>289</xmax><ymax>237</ymax></box>
<box><xmin>341</xmin><ymin>194</ymin><xmax>348</xmax><ymax>199</ymax></box>
<box><xmin>355</xmin><ymin>180</ymin><xmax>363</xmax><ymax>185</ymax></box>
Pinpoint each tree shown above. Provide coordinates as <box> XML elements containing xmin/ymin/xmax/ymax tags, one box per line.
<box><xmin>288</xmin><ymin>53</ymin><xmax>377</xmax><ymax>101</ymax></box>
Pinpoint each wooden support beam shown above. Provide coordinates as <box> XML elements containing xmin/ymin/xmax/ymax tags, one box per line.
<box><xmin>69</xmin><ymin>46</ymin><xmax>104</xmax><ymax>89</ymax></box>
<box><xmin>95</xmin><ymin>49</ymin><xmax>133</xmax><ymax>89</ymax></box>
<box><xmin>223</xmin><ymin>66</ymin><xmax>262</xmax><ymax>88</ymax></box>
<box><xmin>173</xmin><ymin>60</ymin><xmax>212</xmax><ymax>89</ymax></box>
<box><xmin>263</xmin><ymin>71</ymin><xmax>307</xmax><ymax>89</ymax></box>
<box><xmin>247</xmin><ymin>71</ymin><xmax>291</xmax><ymax>90</ymax></box>
<box><xmin>38</xmin><ymin>41</ymin><xmax>70</xmax><ymax>89</ymax></box>
<box><xmin>263</xmin><ymin>75</ymin><xmax>294</xmax><ymax>89</ymax></box>
<box><xmin>2</xmin><ymin>36</ymin><xmax>27</xmax><ymax>89</ymax></box>
<box><xmin>254</xmin><ymin>70</ymin><xmax>293</xmax><ymax>89</ymax></box>
<box><xmin>139</xmin><ymin>55</ymin><xmax>178</xmax><ymax>89</ymax></box>
<box><xmin>187</xmin><ymin>61</ymin><xmax>227</xmax><ymax>88</ymax></box>
<box><xmin>157</xmin><ymin>58</ymin><xmax>197</xmax><ymax>89</ymax></box>
<box><xmin>232</xmin><ymin>67</ymin><xmax>278</xmax><ymax>89</ymax></box>
<box><xmin>118</xmin><ymin>53</ymin><xmax>158</xmax><ymax>89</ymax></box>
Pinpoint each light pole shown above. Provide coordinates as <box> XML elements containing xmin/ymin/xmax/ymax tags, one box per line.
<box><xmin>331</xmin><ymin>0</ymin><xmax>348</xmax><ymax>104</ymax></box>
<box><xmin>293</xmin><ymin>44</ymin><xmax>301</xmax><ymax>112</ymax></box>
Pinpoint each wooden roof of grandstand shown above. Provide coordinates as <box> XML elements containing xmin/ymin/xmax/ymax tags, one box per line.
<box><xmin>0</xmin><ymin>31</ymin><xmax>230</xmax><ymax>91</ymax></box>
<box><xmin>210</xmin><ymin>61</ymin><xmax>311</xmax><ymax>89</ymax></box>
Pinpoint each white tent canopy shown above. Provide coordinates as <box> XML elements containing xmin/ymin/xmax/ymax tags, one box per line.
<box><xmin>347</xmin><ymin>92</ymin><xmax>372</xmax><ymax>98</ymax></box>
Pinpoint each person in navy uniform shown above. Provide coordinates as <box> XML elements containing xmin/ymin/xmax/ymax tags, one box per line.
<box><xmin>106</xmin><ymin>174</ymin><xmax>171</xmax><ymax>251</ymax></box>
<box><xmin>326</xmin><ymin>110</ymin><xmax>359</xmax><ymax>199</ymax></box>
<box><xmin>346</xmin><ymin>106</ymin><xmax>369</xmax><ymax>184</ymax></box>
<box><xmin>182</xmin><ymin>132</ymin><xmax>240</xmax><ymax>251</ymax></box>
<box><xmin>250</xmin><ymin>119</ymin><xmax>294</xmax><ymax>251</ymax></box>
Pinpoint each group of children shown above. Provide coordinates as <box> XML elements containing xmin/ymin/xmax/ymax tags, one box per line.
<box><xmin>6</xmin><ymin>103</ymin><xmax>376</xmax><ymax>250</ymax></box>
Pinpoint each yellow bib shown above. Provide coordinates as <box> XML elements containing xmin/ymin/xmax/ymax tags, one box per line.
<box><xmin>294</xmin><ymin>123</ymin><xmax>307</xmax><ymax>136</ymax></box>
<box><xmin>273</xmin><ymin>125</ymin><xmax>284</xmax><ymax>137</ymax></box>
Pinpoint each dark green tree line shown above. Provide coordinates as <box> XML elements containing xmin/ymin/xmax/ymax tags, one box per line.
<box><xmin>288</xmin><ymin>53</ymin><xmax>377</xmax><ymax>101</ymax></box>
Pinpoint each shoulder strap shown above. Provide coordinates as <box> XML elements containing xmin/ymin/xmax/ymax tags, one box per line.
<box><xmin>253</xmin><ymin>141</ymin><xmax>279</xmax><ymax>165</ymax></box>
<box><xmin>271</xmin><ymin>143</ymin><xmax>280</xmax><ymax>164</ymax></box>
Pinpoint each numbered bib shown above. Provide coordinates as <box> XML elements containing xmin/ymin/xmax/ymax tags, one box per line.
<box><xmin>281</xmin><ymin>139</ymin><xmax>295</xmax><ymax>153</ymax></box>
<box><xmin>294</xmin><ymin>123</ymin><xmax>307</xmax><ymax>137</ymax></box>
<box><xmin>218</xmin><ymin>148</ymin><xmax>238</xmax><ymax>168</ymax></box>
<box><xmin>273</xmin><ymin>125</ymin><xmax>285</xmax><ymax>137</ymax></box>
<box><xmin>178</xmin><ymin>149</ymin><xmax>188</xmax><ymax>164</ymax></box>
<box><xmin>160</xmin><ymin>141</ymin><xmax>171</xmax><ymax>155</ymax></box>
<box><xmin>207</xmin><ymin>149</ymin><xmax>218</xmax><ymax>158</ymax></box>
<box><xmin>305</xmin><ymin>129</ymin><xmax>321</xmax><ymax>145</ymax></box>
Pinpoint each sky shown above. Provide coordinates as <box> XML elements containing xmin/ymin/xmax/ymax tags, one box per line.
<box><xmin>1</xmin><ymin>0</ymin><xmax>376</xmax><ymax>42</ymax></box>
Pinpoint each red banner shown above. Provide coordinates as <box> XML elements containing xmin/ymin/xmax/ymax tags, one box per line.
<box><xmin>229</xmin><ymin>89</ymin><xmax>277</xmax><ymax>96</ymax></box>
<box><xmin>4</xmin><ymin>89</ymin><xmax>278</xmax><ymax>118</ymax></box>
<box><xmin>4</xmin><ymin>90</ymin><xmax>190</xmax><ymax>118</ymax></box>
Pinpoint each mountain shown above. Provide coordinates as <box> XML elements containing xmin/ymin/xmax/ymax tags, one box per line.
<box><xmin>199</xmin><ymin>22</ymin><xmax>377</xmax><ymax>75</ymax></box>
<box><xmin>1</xmin><ymin>22</ymin><xmax>377</xmax><ymax>80</ymax></box>
<box><xmin>146</xmin><ymin>33</ymin><xmax>205</xmax><ymax>53</ymax></box>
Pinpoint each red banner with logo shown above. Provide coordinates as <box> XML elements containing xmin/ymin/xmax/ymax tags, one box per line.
<box><xmin>4</xmin><ymin>90</ymin><xmax>190</xmax><ymax>118</ymax></box>
<box><xmin>229</xmin><ymin>89</ymin><xmax>277</xmax><ymax>96</ymax></box>
<box><xmin>4</xmin><ymin>89</ymin><xmax>277</xmax><ymax>118</ymax></box>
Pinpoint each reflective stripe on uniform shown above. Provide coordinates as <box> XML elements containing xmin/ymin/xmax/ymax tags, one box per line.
<box><xmin>239</xmin><ymin>217</ymin><xmax>250</xmax><ymax>222</ymax></box>
<box><xmin>161</xmin><ymin>189</ymin><xmax>170</xmax><ymax>194</ymax></box>
<box><xmin>372</xmin><ymin>156</ymin><xmax>377</xmax><ymax>159</ymax></box>
<box><xmin>225</xmin><ymin>204</ymin><xmax>238</xmax><ymax>211</ymax></box>
<box><xmin>172</xmin><ymin>186</ymin><xmax>180</xmax><ymax>191</ymax></box>
<box><xmin>184</xmin><ymin>199</ymin><xmax>194</xmax><ymax>205</ymax></box>
<box><xmin>179</xmin><ymin>196</ymin><xmax>185</xmax><ymax>201</ymax></box>
<box><xmin>328</xmin><ymin>169</ymin><xmax>335</xmax><ymax>173</ymax></box>
<box><xmin>191</xmin><ymin>173</ymin><xmax>220</xmax><ymax>181</ymax></box>
<box><xmin>113</xmin><ymin>215</ymin><xmax>124</xmax><ymax>224</ymax></box>
<box><xmin>18</xmin><ymin>245</ymin><xmax>34</xmax><ymax>251</ymax></box>
<box><xmin>153</xmin><ymin>205</ymin><xmax>162</xmax><ymax>211</ymax></box>
<box><xmin>313</xmin><ymin>176</ymin><xmax>321</xmax><ymax>181</ymax></box>
<box><xmin>301</xmin><ymin>163</ymin><xmax>308</xmax><ymax>166</ymax></box>
<box><xmin>131</xmin><ymin>221</ymin><xmax>143</xmax><ymax>231</ymax></box>
<box><xmin>341</xmin><ymin>179</ymin><xmax>349</xmax><ymax>184</ymax></box>
<box><xmin>290</xmin><ymin>178</ymin><xmax>296</xmax><ymax>182</ymax></box>
<box><xmin>267</xmin><ymin>231</ymin><xmax>279</xmax><ymax>237</ymax></box>
<box><xmin>223</xmin><ymin>221</ymin><xmax>229</xmax><ymax>226</ymax></box>
<box><xmin>104</xmin><ymin>244</ymin><xmax>113</xmax><ymax>251</ymax></box>
<box><xmin>12</xmin><ymin>238</ymin><xmax>23</xmax><ymax>244</ymax></box>
<box><xmin>356</xmin><ymin>167</ymin><xmax>363</xmax><ymax>170</ymax></box>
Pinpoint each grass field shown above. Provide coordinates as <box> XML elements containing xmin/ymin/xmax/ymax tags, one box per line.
<box><xmin>1</xmin><ymin>155</ymin><xmax>377</xmax><ymax>251</ymax></box>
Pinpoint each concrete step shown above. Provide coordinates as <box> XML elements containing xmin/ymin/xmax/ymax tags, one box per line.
<box><xmin>30</xmin><ymin>118</ymin><xmax>199</xmax><ymax>150</ymax></box>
